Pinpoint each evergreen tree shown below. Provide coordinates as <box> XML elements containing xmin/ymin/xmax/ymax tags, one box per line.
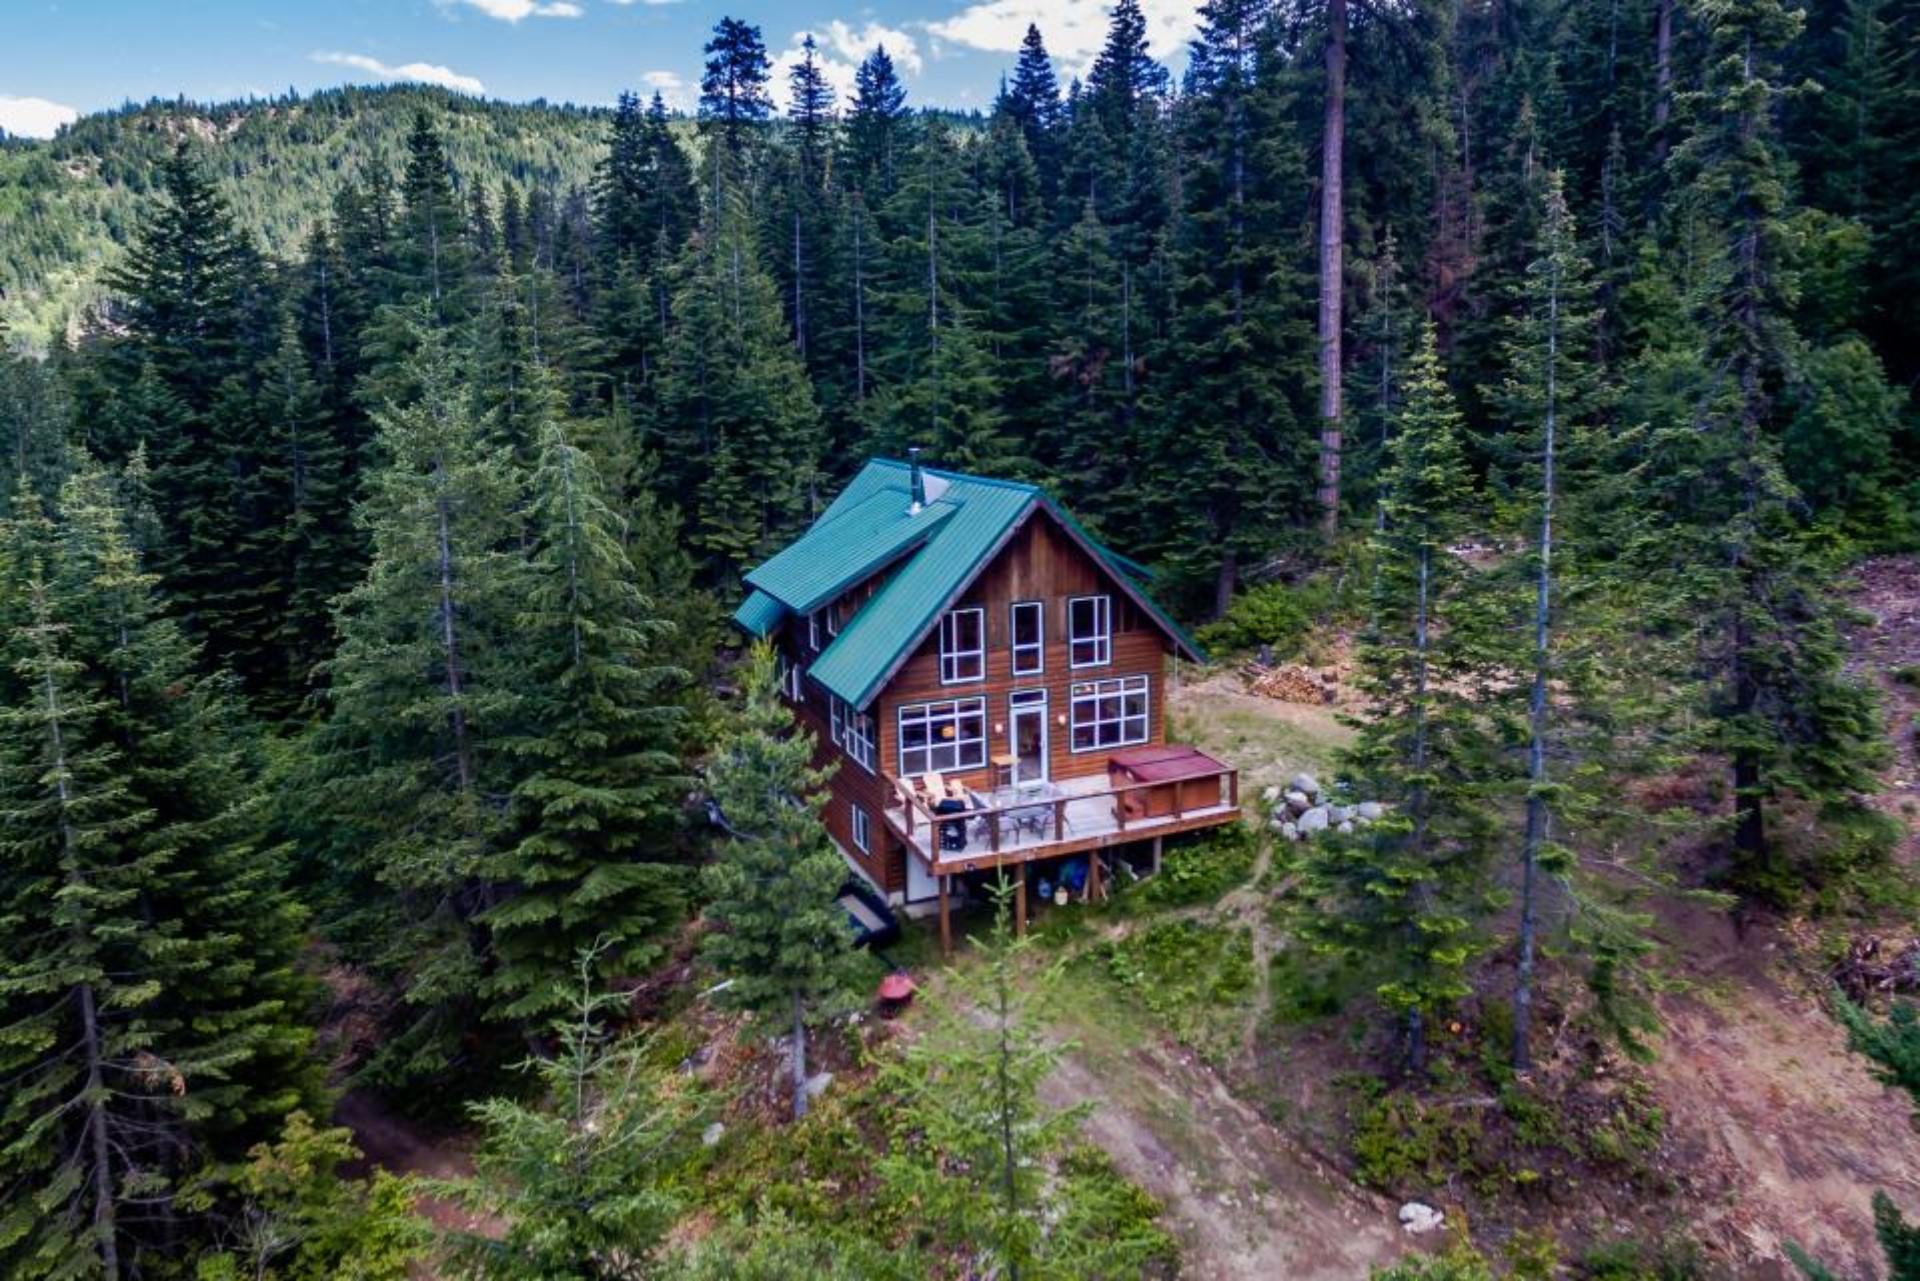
<box><xmin>1296</xmin><ymin>328</ymin><xmax>1499</xmax><ymax>1076</ymax></box>
<box><xmin>655</xmin><ymin>189</ymin><xmax>822</xmax><ymax>577</ymax></box>
<box><xmin>877</xmin><ymin>880</ymin><xmax>1167</xmax><ymax>1279</ymax></box>
<box><xmin>701</xmin><ymin>643</ymin><xmax>867</xmax><ymax>1121</ymax></box>
<box><xmin>0</xmin><ymin>466</ymin><xmax>316</xmax><ymax>1278</ymax></box>
<box><xmin>698</xmin><ymin>17</ymin><xmax>774</xmax><ymax>198</ymax></box>
<box><xmin>1001</xmin><ymin>25</ymin><xmax>1064</xmax><ymax>214</ymax></box>
<box><xmin>477</xmin><ymin>409</ymin><xmax>691</xmax><ymax>1024</ymax></box>
<box><xmin>300</xmin><ymin>320</ymin><xmax>525</xmax><ymax>1082</ymax></box>
<box><xmin>441</xmin><ymin>953</ymin><xmax>694</xmax><ymax>1279</ymax></box>
<box><xmin>1152</xmin><ymin>0</ymin><xmax>1315</xmax><ymax>615</ymax></box>
<box><xmin>1653</xmin><ymin>0</ymin><xmax>1886</xmax><ymax>896</ymax></box>
<box><xmin>870</xmin><ymin>118</ymin><xmax>1016</xmax><ymax>474</ymax></box>
<box><xmin>594</xmin><ymin>89</ymin><xmax>698</xmax><ymax>278</ymax></box>
<box><xmin>841</xmin><ymin>45</ymin><xmax>911</xmax><ymax>205</ymax></box>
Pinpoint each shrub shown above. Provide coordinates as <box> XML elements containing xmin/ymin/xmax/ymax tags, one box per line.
<box><xmin>1117</xmin><ymin>827</ymin><xmax>1256</xmax><ymax>912</ymax></box>
<box><xmin>1195</xmin><ymin>579</ymin><xmax>1331</xmax><ymax>661</ymax></box>
<box><xmin>1347</xmin><ymin>1084</ymin><xmax>1485</xmax><ymax>1192</ymax></box>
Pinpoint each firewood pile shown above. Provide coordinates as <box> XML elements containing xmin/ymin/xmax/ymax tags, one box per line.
<box><xmin>1241</xmin><ymin>660</ymin><xmax>1340</xmax><ymax>705</ymax></box>
<box><xmin>1831</xmin><ymin>935</ymin><xmax>1920</xmax><ymax>1002</ymax></box>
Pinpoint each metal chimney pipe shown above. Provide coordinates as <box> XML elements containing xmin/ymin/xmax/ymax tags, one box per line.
<box><xmin>908</xmin><ymin>446</ymin><xmax>927</xmax><ymax>513</ymax></box>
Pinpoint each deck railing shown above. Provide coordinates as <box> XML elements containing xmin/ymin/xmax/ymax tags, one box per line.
<box><xmin>891</xmin><ymin>764</ymin><xmax>1240</xmax><ymax>864</ymax></box>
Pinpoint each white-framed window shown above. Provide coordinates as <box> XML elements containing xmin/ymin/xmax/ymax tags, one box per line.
<box><xmin>808</xmin><ymin>602</ymin><xmax>840</xmax><ymax>651</ymax></box>
<box><xmin>851</xmin><ymin>804</ymin><xmax>872</xmax><ymax>853</ymax></box>
<box><xmin>1070</xmin><ymin>675</ymin><xmax>1149</xmax><ymax>752</ymax></box>
<box><xmin>897</xmin><ymin>697</ymin><xmax>987</xmax><ymax>777</ymax></box>
<box><xmin>845</xmin><ymin>706</ymin><xmax>876</xmax><ymax>773</ymax></box>
<box><xmin>1068</xmin><ymin>595</ymin><xmax>1112</xmax><ymax>668</ymax></box>
<box><xmin>938</xmin><ymin>607</ymin><xmax>986</xmax><ymax>684</ymax></box>
<box><xmin>1010</xmin><ymin>600</ymin><xmax>1044</xmax><ymax>676</ymax></box>
<box><xmin>775</xmin><ymin>651</ymin><xmax>804</xmax><ymax>701</ymax></box>
<box><xmin>829</xmin><ymin>696</ymin><xmax>876</xmax><ymax>773</ymax></box>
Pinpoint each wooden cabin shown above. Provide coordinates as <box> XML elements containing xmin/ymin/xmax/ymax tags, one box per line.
<box><xmin>732</xmin><ymin>456</ymin><xmax>1241</xmax><ymax>955</ymax></box>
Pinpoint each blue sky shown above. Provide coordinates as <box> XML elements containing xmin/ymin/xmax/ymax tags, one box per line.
<box><xmin>0</xmin><ymin>0</ymin><xmax>1202</xmax><ymax>138</ymax></box>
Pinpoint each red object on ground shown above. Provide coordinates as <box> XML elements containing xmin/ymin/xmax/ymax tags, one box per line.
<box><xmin>877</xmin><ymin>973</ymin><xmax>915</xmax><ymax>1003</ymax></box>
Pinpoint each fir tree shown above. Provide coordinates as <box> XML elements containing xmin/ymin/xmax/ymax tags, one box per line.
<box><xmin>842</xmin><ymin>44</ymin><xmax>911</xmax><ymax>204</ymax></box>
<box><xmin>1297</xmin><ymin>327</ymin><xmax>1499</xmax><ymax>1076</ymax></box>
<box><xmin>1654</xmin><ymin>0</ymin><xmax>1886</xmax><ymax>896</ymax></box>
<box><xmin>0</xmin><ymin>466</ymin><xmax>317</xmax><ymax>1278</ymax></box>
<box><xmin>701</xmin><ymin>643</ymin><xmax>867</xmax><ymax>1121</ymax></box>
<box><xmin>301</xmin><ymin>319</ymin><xmax>525</xmax><ymax>1082</ymax></box>
<box><xmin>655</xmin><ymin>188</ymin><xmax>822</xmax><ymax>577</ymax></box>
<box><xmin>477</xmin><ymin>409</ymin><xmax>691</xmax><ymax>1024</ymax></box>
<box><xmin>441</xmin><ymin>951</ymin><xmax>695</xmax><ymax>1279</ymax></box>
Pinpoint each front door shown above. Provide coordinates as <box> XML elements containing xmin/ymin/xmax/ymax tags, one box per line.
<box><xmin>1009</xmin><ymin>690</ymin><xmax>1048</xmax><ymax>785</ymax></box>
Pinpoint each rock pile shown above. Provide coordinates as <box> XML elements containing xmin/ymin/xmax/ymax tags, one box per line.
<box><xmin>1259</xmin><ymin>772</ymin><xmax>1386</xmax><ymax>842</ymax></box>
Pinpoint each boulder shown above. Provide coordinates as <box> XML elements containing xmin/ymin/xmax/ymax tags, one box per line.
<box><xmin>1327</xmin><ymin>804</ymin><xmax>1351</xmax><ymax>824</ymax></box>
<box><xmin>1337</xmin><ymin>820</ymin><xmax>1355</xmax><ymax>834</ymax></box>
<box><xmin>1278</xmin><ymin>821</ymin><xmax>1299</xmax><ymax>842</ymax></box>
<box><xmin>1262</xmin><ymin>785</ymin><xmax>1282</xmax><ymax>805</ymax></box>
<box><xmin>1398</xmin><ymin>1202</ymin><xmax>1445</xmax><ymax>1234</ymax></box>
<box><xmin>702</xmin><ymin>1121</ymin><xmax>727</xmax><ymax>1147</ymax></box>
<box><xmin>1355</xmin><ymin>801</ymin><xmax>1385</xmax><ymax>821</ymax></box>
<box><xmin>1297</xmin><ymin>806</ymin><xmax>1330</xmax><ymax>835</ymax></box>
<box><xmin>804</xmin><ymin>1071</ymin><xmax>834</xmax><ymax>1101</ymax></box>
<box><xmin>1284</xmin><ymin>789</ymin><xmax>1312</xmax><ymax>815</ymax></box>
<box><xmin>1288</xmin><ymin>772</ymin><xmax>1322</xmax><ymax>799</ymax></box>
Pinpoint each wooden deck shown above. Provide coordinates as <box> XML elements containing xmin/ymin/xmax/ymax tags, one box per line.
<box><xmin>883</xmin><ymin>761</ymin><xmax>1241</xmax><ymax>875</ymax></box>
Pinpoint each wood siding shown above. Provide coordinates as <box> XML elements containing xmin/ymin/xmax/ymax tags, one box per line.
<box><xmin>876</xmin><ymin>513</ymin><xmax>1170</xmax><ymax>792</ymax></box>
<box><xmin>776</xmin><ymin>617</ymin><xmax>904</xmax><ymax>895</ymax></box>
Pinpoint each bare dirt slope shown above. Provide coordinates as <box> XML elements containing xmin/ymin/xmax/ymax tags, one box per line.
<box><xmin>1646</xmin><ymin>903</ymin><xmax>1920</xmax><ymax>1279</ymax></box>
<box><xmin>1042</xmin><ymin>1036</ymin><xmax>1406</xmax><ymax>1280</ymax></box>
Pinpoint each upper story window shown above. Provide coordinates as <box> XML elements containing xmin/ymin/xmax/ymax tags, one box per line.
<box><xmin>1010</xmin><ymin>600</ymin><xmax>1044</xmax><ymax>676</ymax></box>
<box><xmin>1068</xmin><ymin>595</ymin><xmax>1111</xmax><ymax>668</ymax></box>
<box><xmin>831</xmin><ymin>695</ymin><xmax>876</xmax><ymax>773</ymax></box>
<box><xmin>939</xmin><ymin>607</ymin><xmax>986</xmax><ymax>684</ymax></box>
<box><xmin>776</xmin><ymin>651</ymin><xmax>804</xmax><ymax>701</ymax></box>
<box><xmin>807</xmin><ymin>601</ymin><xmax>842</xmax><ymax>652</ymax></box>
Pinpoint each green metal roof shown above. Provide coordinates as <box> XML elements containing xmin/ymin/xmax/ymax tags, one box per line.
<box><xmin>745</xmin><ymin>490</ymin><xmax>956</xmax><ymax>615</ymax></box>
<box><xmin>732</xmin><ymin>588</ymin><xmax>788</xmax><ymax>638</ymax></box>
<box><xmin>733</xmin><ymin>459</ymin><xmax>1204</xmax><ymax>710</ymax></box>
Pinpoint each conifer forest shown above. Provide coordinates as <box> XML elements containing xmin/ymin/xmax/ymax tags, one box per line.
<box><xmin>1</xmin><ymin>0</ymin><xmax>1919</xmax><ymax>1276</ymax></box>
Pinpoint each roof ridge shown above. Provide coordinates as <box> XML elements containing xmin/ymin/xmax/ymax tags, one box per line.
<box><xmin>865</xmin><ymin>456</ymin><xmax>1043</xmax><ymax>496</ymax></box>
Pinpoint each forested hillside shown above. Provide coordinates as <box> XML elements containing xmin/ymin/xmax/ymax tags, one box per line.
<box><xmin>1</xmin><ymin>0</ymin><xmax>1918</xmax><ymax>1275</ymax></box>
<box><xmin>0</xmin><ymin>85</ymin><xmax>614</xmax><ymax>346</ymax></box>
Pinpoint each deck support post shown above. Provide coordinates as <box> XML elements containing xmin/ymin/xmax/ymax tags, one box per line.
<box><xmin>938</xmin><ymin>873</ymin><xmax>952</xmax><ymax>960</ymax></box>
<box><xmin>1089</xmin><ymin>849</ymin><xmax>1103</xmax><ymax>903</ymax></box>
<box><xmin>1152</xmin><ymin>835</ymin><xmax>1164</xmax><ymax>876</ymax></box>
<box><xmin>1015</xmin><ymin>863</ymin><xmax>1027</xmax><ymax>936</ymax></box>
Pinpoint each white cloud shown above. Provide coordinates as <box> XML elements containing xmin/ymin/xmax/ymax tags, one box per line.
<box><xmin>640</xmin><ymin>69</ymin><xmax>692</xmax><ymax>109</ymax></box>
<box><xmin>930</xmin><ymin>0</ymin><xmax>1192</xmax><ymax>78</ymax></box>
<box><xmin>0</xmin><ymin>95</ymin><xmax>78</xmax><ymax>140</ymax></box>
<box><xmin>444</xmin><ymin>0</ymin><xmax>582</xmax><ymax>21</ymax></box>
<box><xmin>607</xmin><ymin>0</ymin><xmax>687</xmax><ymax>6</ymax></box>
<box><xmin>819</xmin><ymin>20</ymin><xmax>923</xmax><ymax>76</ymax></box>
<box><xmin>770</xmin><ymin>21</ymin><xmax>922</xmax><ymax>113</ymax></box>
<box><xmin>312</xmin><ymin>52</ymin><xmax>486</xmax><ymax>95</ymax></box>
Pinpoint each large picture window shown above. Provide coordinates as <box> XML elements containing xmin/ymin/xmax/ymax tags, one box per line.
<box><xmin>939</xmin><ymin>607</ymin><xmax>986</xmax><ymax>683</ymax></box>
<box><xmin>897</xmin><ymin>697</ymin><xmax>987</xmax><ymax>777</ymax></box>
<box><xmin>1068</xmin><ymin>595</ymin><xmax>1111</xmax><ymax>668</ymax></box>
<box><xmin>1070</xmin><ymin>675</ymin><xmax>1149</xmax><ymax>751</ymax></box>
<box><xmin>1010</xmin><ymin>600</ymin><xmax>1044</xmax><ymax>675</ymax></box>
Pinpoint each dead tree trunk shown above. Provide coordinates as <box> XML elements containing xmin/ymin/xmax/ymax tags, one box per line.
<box><xmin>1316</xmin><ymin>0</ymin><xmax>1349</xmax><ymax>538</ymax></box>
